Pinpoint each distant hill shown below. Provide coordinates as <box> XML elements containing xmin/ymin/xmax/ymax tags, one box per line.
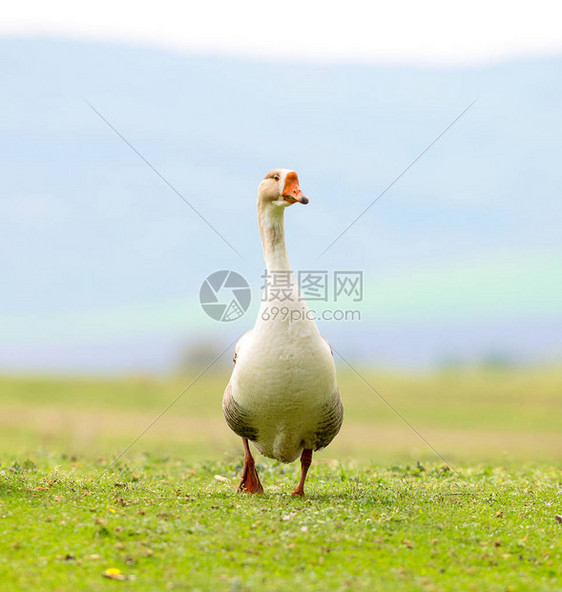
<box><xmin>1</xmin><ymin>38</ymin><xmax>560</xmax><ymax>371</ymax></box>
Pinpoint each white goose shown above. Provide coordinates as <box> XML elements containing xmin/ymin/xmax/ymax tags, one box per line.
<box><xmin>223</xmin><ymin>169</ymin><xmax>343</xmax><ymax>496</ymax></box>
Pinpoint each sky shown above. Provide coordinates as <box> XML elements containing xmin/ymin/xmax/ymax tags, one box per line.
<box><xmin>1</xmin><ymin>5</ymin><xmax>561</xmax><ymax>372</ymax></box>
<box><xmin>3</xmin><ymin>0</ymin><xmax>562</xmax><ymax>65</ymax></box>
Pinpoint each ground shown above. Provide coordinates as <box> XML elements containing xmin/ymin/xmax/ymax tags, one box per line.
<box><xmin>1</xmin><ymin>457</ymin><xmax>560</xmax><ymax>591</ymax></box>
<box><xmin>0</xmin><ymin>368</ymin><xmax>560</xmax><ymax>590</ymax></box>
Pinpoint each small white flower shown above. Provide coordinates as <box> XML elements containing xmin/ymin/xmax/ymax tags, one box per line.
<box><xmin>301</xmin><ymin>526</ymin><xmax>308</xmax><ymax>532</ymax></box>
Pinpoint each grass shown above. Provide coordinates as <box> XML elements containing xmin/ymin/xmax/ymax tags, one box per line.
<box><xmin>0</xmin><ymin>367</ymin><xmax>561</xmax><ymax>590</ymax></box>
<box><xmin>1</xmin><ymin>366</ymin><xmax>561</xmax><ymax>463</ymax></box>
<box><xmin>1</xmin><ymin>456</ymin><xmax>560</xmax><ymax>591</ymax></box>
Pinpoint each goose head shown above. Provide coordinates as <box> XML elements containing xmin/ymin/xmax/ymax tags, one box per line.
<box><xmin>258</xmin><ymin>169</ymin><xmax>309</xmax><ymax>208</ymax></box>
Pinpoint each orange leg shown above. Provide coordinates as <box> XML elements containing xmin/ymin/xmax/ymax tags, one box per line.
<box><xmin>292</xmin><ymin>448</ymin><xmax>313</xmax><ymax>497</ymax></box>
<box><xmin>237</xmin><ymin>438</ymin><xmax>264</xmax><ymax>494</ymax></box>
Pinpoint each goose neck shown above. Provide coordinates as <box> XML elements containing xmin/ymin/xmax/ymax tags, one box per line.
<box><xmin>258</xmin><ymin>205</ymin><xmax>291</xmax><ymax>271</ymax></box>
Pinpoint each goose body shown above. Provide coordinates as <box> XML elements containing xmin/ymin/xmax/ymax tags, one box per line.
<box><xmin>223</xmin><ymin>169</ymin><xmax>343</xmax><ymax>494</ymax></box>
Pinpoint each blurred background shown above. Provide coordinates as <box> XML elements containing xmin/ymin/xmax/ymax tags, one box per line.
<box><xmin>1</xmin><ymin>1</ymin><xmax>561</xmax><ymax>464</ymax></box>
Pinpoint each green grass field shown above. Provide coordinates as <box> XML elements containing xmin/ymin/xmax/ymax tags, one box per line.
<box><xmin>1</xmin><ymin>367</ymin><xmax>561</xmax><ymax>590</ymax></box>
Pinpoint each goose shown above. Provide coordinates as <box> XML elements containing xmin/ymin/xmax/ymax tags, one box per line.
<box><xmin>223</xmin><ymin>169</ymin><xmax>343</xmax><ymax>496</ymax></box>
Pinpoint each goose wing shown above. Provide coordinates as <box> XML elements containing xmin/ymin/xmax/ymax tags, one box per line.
<box><xmin>223</xmin><ymin>329</ymin><xmax>258</xmax><ymax>441</ymax></box>
<box><xmin>313</xmin><ymin>335</ymin><xmax>342</xmax><ymax>450</ymax></box>
<box><xmin>312</xmin><ymin>385</ymin><xmax>343</xmax><ymax>451</ymax></box>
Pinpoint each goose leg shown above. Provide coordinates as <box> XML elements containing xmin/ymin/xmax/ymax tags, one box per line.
<box><xmin>237</xmin><ymin>438</ymin><xmax>264</xmax><ymax>494</ymax></box>
<box><xmin>292</xmin><ymin>448</ymin><xmax>313</xmax><ymax>497</ymax></box>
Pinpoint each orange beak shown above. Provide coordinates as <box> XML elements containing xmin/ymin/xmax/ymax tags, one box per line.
<box><xmin>282</xmin><ymin>171</ymin><xmax>309</xmax><ymax>205</ymax></box>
